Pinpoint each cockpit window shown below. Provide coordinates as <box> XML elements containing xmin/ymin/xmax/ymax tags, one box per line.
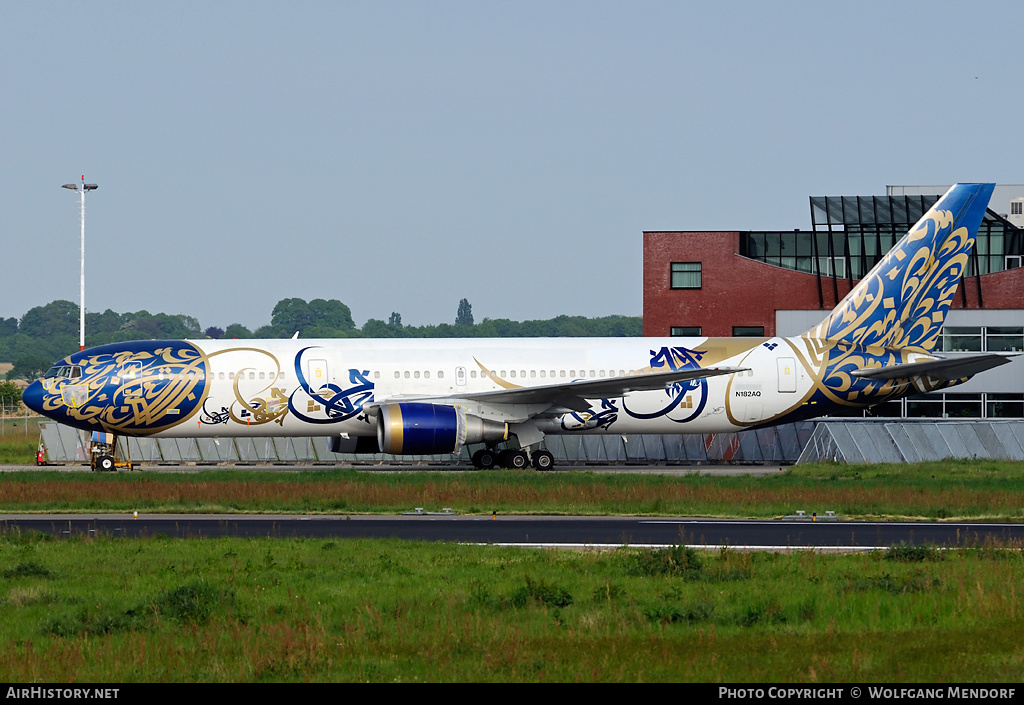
<box><xmin>43</xmin><ymin>365</ymin><xmax>82</xmax><ymax>380</ymax></box>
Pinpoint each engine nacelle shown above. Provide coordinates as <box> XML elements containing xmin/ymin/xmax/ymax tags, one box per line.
<box><xmin>377</xmin><ymin>403</ymin><xmax>507</xmax><ymax>455</ymax></box>
<box><xmin>329</xmin><ymin>435</ymin><xmax>381</xmax><ymax>454</ymax></box>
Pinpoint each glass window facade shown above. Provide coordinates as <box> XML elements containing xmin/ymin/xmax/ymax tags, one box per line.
<box><xmin>943</xmin><ymin>326</ymin><xmax>1023</xmax><ymax>352</ymax></box>
<box><xmin>739</xmin><ymin>194</ymin><xmax>1024</xmax><ymax>279</ymax></box>
<box><xmin>831</xmin><ymin>393</ymin><xmax>1024</xmax><ymax>419</ymax></box>
<box><xmin>943</xmin><ymin>327</ymin><xmax>982</xmax><ymax>352</ymax></box>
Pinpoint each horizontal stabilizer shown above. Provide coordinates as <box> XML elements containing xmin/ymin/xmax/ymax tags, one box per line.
<box><xmin>851</xmin><ymin>354</ymin><xmax>1014</xmax><ymax>381</ymax></box>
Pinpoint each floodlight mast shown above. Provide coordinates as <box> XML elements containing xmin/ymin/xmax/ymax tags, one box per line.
<box><xmin>61</xmin><ymin>176</ymin><xmax>98</xmax><ymax>351</ymax></box>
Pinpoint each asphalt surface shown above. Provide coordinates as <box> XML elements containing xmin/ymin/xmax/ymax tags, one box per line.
<box><xmin>6</xmin><ymin>462</ymin><xmax>1013</xmax><ymax>549</ymax></box>
<box><xmin>3</xmin><ymin>513</ymin><xmax>1021</xmax><ymax>549</ymax></box>
<box><xmin>3</xmin><ymin>461</ymin><xmax>784</xmax><ymax>476</ymax></box>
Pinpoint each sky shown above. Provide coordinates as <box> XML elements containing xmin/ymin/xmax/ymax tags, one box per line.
<box><xmin>1</xmin><ymin>1</ymin><xmax>1021</xmax><ymax>332</ymax></box>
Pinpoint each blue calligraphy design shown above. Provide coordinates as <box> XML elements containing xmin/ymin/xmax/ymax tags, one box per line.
<box><xmin>560</xmin><ymin>398</ymin><xmax>618</xmax><ymax>431</ymax></box>
<box><xmin>288</xmin><ymin>347</ymin><xmax>374</xmax><ymax>424</ymax></box>
<box><xmin>621</xmin><ymin>346</ymin><xmax>709</xmax><ymax>423</ymax></box>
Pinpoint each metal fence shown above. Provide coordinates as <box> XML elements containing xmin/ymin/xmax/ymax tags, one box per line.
<box><xmin>0</xmin><ymin>410</ymin><xmax>39</xmax><ymax>435</ymax></box>
<box><xmin>796</xmin><ymin>420</ymin><xmax>1024</xmax><ymax>464</ymax></box>
<box><xmin>41</xmin><ymin>419</ymin><xmax>1024</xmax><ymax>466</ymax></box>
<box><xmin>39</xmin><ymin>422</ymin><xmax>816</xmax><ymax>466</ymax></box>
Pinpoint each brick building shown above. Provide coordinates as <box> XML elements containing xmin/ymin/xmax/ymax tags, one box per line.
<box><xmin>643</xmin><ymin>186</ymin><xmax>1024</xmax><ymax>418</ymax></box>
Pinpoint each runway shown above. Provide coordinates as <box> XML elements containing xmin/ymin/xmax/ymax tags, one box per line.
<box><xmin>4</xmin><ymin>513</ymin><xmax>1023</xmax><ymax>549</ymax></box>
<box><xmin>6</xmin><ymin>462</ymin><xmax>783</xmax><ymax>476</ymax></box>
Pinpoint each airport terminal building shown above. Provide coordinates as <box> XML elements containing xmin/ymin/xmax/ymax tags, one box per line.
<box><xmin>643</xmin><ymin>185</ymin><xmax>1024</xmax><ymax>419</ymax></box>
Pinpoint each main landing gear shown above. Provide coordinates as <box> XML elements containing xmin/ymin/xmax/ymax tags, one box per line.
<box><xmin>471</xmin><ymin>447</ymin><xmax>555</xmax><ymax>471</ymax></box>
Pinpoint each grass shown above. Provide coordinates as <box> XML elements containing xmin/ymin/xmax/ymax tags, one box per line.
<box><xmin>2</xmin><ymin>460</ymin><xmax>1024</xmax><ymax>520</ymax></box>
<box><xmin>1</xmin><ymin>532</ymin><xmax>1023</xmax><ymax>682</ymax></box>
<box><xmin>0</xmin><ymin>417</ymin><xmax>42</xmax><ymax>464</ymax></box>
<box><xmin>3</xmin><ymin>459</ymin><xmax>1024</xmax><ymax>681</ymax></box>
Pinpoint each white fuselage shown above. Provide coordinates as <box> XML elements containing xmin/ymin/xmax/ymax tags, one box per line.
<box><xmin>156</xmin><ymin>335</ymin><xmax>817</xmax><ymax>438</ymax></box>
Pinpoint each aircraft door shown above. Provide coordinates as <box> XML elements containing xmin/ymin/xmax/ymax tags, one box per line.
<box><xmin>307</xmin><ymin>359</ymin><xmax>329</xmax><ymax>391</ymax></box>
<box><xmin>456</xmin><ymin>366</ymin><xmax>467</xmax><ymax>386</ymax></box>
<box><xmin>777</xmin><ymin>357</ymin><xmax>797</xmax><ymax>393</ymax></box>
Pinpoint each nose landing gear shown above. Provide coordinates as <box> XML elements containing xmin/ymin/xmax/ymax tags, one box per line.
<box><xmin>89</xmin><ymin>431</ymin><xmax>135</xmax><ymax>472</ymax></box>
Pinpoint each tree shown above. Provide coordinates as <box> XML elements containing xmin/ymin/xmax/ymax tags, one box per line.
<box><xmin>388</xmin><ymin>312</ymin><xmax>402</xmax><ymax>328</ymax></box>
<box><xmin>19</xmin><ymin>301</ymin><xmax>79</xmax><ymax>339</ymax></box>
<box><xmin>455</xmin><ymin>298</ymin><xmax>474</xmax><ymax>326</ymax></box>
<box><xmin>0</xmin><ymin>380</ymin><xmax>20</xmax><ymax>412</ymax></box>
<box><xmin>204</xmin><ymin>326</ymin><xmax>225</xmax><ymax>339</ymax></box>
<box><xmin>271</xmin><ymin>298</ymin><xmax>313</xmax><ymax>337</ymax></box>
<box><xmin>223</xmin><ymin>323</ymin><xmax>252</xmax><ymax>339</ymax></box>
<box><xmin>7</xmin><ymin>355</ymin><xmax>52</xmax><ymax>381</ymax></box>
<box><xmin>0</xmin><ymin>317</ymin><xmax>18</xmax><ymax>337</ymax></box>
<box><xmin>361</xmin><ymin>319</ymin><xmax>395</xmax><ymax>338</ymax></box>
<box><xmin>307</xmin><ymin>299</ymin><xmax>354</xmax><ymax>332</ymax></box>
<box><xmin>270</xmin><ymin>298</ymin><xmax>355</xmax><ymax>337</ymax></box>
<box><xmin>86</xmin><ymin>309</ymin><xmax>125</xmax><ymax>337</ymax></box>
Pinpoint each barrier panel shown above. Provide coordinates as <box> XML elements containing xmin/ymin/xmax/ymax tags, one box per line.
<box><xmin>796</xmin><ymin>421</ymin><xmax>1024</xmax><ymax>464</ymax></box>
<box><xmin>39</xmin><ymin>419</ymin><xmax>1024</xmax><ymax>466</ymax></box>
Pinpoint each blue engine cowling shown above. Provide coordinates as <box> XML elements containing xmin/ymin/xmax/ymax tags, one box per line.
<box><xmin>377</xmin><ymin>402</ymin><xmax>507</xmax><ymax>455</ymax></box>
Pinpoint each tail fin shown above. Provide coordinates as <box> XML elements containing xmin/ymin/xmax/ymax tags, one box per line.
<box><xmin>805</xmin><ymin>182</ymin><xmax>995</xmax><ymax>351</ymax></box>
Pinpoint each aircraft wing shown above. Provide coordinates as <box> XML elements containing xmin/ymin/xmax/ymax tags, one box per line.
<box><xmin>374</xmin><ymin>366</ymin><xmax>748</xmax><ymax>412</ymax></box>
<box><xmin>850</xmin><ymin>353</ymin><xmax>1015</xmax><ymax>381</ymax></box>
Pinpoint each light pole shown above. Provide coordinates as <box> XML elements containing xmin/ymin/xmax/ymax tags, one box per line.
<box><xmin>61</xmin><ymin>177</ymin><xmax>98</xmax><ymax>351</ymax></box>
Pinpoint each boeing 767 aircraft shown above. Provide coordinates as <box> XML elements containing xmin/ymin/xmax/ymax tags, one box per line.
<box><xmin>23</xmin><ymin>183</ymin><xmax>1011</xmax><ymax>470</ymax></box>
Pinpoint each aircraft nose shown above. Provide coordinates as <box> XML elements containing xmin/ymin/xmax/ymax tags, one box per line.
<box><xmin>22</xmin><ymin>381</ymin><xmax>46</xmax><ymax>416</ymax></box>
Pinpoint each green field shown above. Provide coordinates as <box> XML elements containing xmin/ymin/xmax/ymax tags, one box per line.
<box><xmin>2</xmin><ymin>460</ymin><xmax>1024</xmax><ymax>521</ymax></box>
<box><xmin>0</xmin><ymin>417</ymin><xmax>40</xmax><ymax>464</ymax></box>
<box><xmin>4</xmin><ymin>447</ymin><xmax>1024</xmax><ymax>681</ymax></box>
<box><xmin>1</xmin><ymin>532</ymin><xmax>1023</xmax><ymax>682</ymax></box>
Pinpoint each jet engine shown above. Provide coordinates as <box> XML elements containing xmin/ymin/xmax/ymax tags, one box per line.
<box><xmin>377</xmin><ymin>402</ymin><xmax>507</xmax><ymax>455</ymax></box>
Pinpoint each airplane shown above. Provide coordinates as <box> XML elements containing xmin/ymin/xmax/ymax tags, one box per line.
<box><xmin>23</xmin><ymin>183</ymin><xmax>1013</xmax><ymax>471</ymax></box>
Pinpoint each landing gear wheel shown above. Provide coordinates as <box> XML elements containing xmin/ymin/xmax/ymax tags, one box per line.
<box><xmin>499</xmin><ymin>449</ymin><xmax>529</xmax><ymax>470</ymax></box>
<box><xmin>97</xmin><ymin>455</ymin><xmax>115</xmax><ymax>472</ymax></box>
<box><xmin>532</xmin><ymin>450</ymin><xmax>555</xmax><ymax>471</ymax></box>
<box><xmin>472</xmin><ymin>448</ymin><xmax>497</xmax><ymax>470</ymax></box>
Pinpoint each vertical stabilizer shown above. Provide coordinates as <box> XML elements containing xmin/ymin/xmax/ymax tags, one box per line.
<box><xmin>805</xmin><ymin>183</ymin><xmax>995</xmax><ymax>351</ymax></box>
